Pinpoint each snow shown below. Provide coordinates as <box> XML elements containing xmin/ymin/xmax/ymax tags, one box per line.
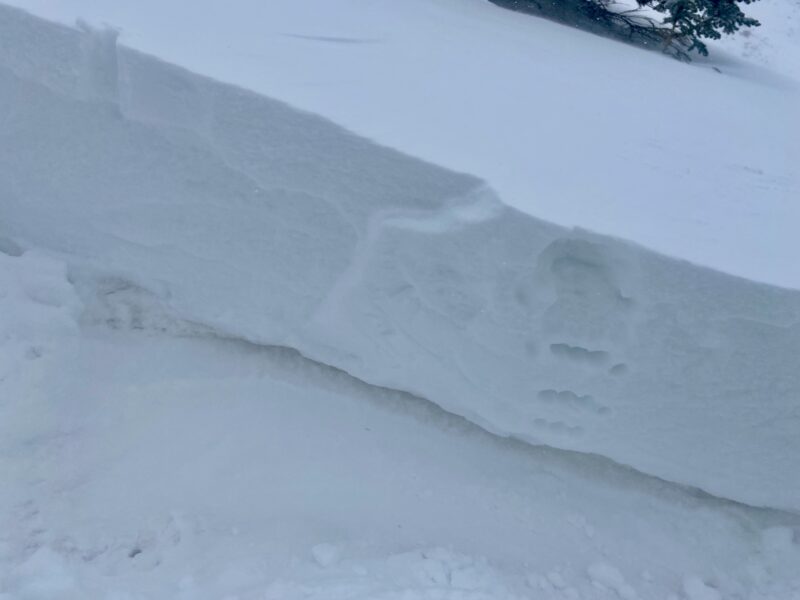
<box><xmin>588</xmin><ymin>563</ymin><xmax>638</xmax><ymax>600</ymax></box>
<box><xmin>2</xmin><ymin>3</ymin><xmax>799</xmax><ymax>511</ymax></box>
<box><xmin>682</xmin><ymin>577</ymin><xmax>723</xmax><ymax>600</ymax></box>
<box><xmin>2</xmin><ymin>250</ymin><xmax>799</xmax><ymax>598</ymax></box>
<box><xmin>1</xmin><ymin>1</ymin><xmax>799</xmax><ymax>598</ymax></box>
<box><xmin>0</xmin><ymin>249</ymin><xmax>80</xmax><ymax>345</ymax></box>
<box><xmin>311</xmin><ymin>544</ymin><xmax>343</xmax><ymax>569</ymax></box>
<box><xmin>5</xmin><ymin>0</ymin><xmax>800</xmax><ymax>289</ymax></box>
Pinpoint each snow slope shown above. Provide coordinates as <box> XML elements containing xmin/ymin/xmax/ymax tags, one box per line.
<box><xmin>6</xmin><ymin>0</ymin><xmax>800</xmax><ymax>289</ymax></box>
<box><xmin>2</xmin><ymin>248</ymin><xmax>800</xmax><ymax>599</ymax></box>
<box><xmin>1</xmin><ymin>5</ymin><xmax>799</xmax><ymax>512</ymax></box>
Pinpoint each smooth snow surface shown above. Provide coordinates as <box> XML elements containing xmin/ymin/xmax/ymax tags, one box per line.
<box><xmin>1</xmin><ymin>5</ymin><xmax>799</xmax><ymax>511</ymax></box>
<box><xmin>5</xmin><ymin>0</ymin><xmax>800</xmax><ymax>288</ymax></box>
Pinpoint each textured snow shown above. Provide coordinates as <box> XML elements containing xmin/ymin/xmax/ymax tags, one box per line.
<box><xmin>2</xmin><ymin>3</ymin><xmax>800</xmax><ymax>599</ymax></box>
<box><xmin>588</xmin><ymin>563</ymin><xmax>638</xmax><ymax>600</ymax></box>
<box><xmin>0</xmin><ymin>249</ymin><xmax>80</xmax><ymax>345</ymax></box>
<box><xmin>6</xmin><ymin>0</ymin><xmax>800</xmax><ymax>289</ymax></box>
<box><xmin>1</xmin><ymin>4</ymin><xmax>799</xmax><ymax>511</ymax></box>
<box><xmin>2</xmin><ymin>250</ymin><xmax>799</xmax><ymax>599</ymax></box>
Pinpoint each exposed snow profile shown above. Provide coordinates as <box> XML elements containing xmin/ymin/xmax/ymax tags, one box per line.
<box><xmin>1</xmin><ymin>239</ymin><xmax>799</xmax><ymax>600</ymax></box>
<box><xmin>1</xmin><ymin>5</ymin><xmax>799</xmax><ymax>513</ymax></box>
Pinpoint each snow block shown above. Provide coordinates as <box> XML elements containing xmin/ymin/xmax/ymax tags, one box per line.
<box><xmin>1</xmin><ymin>5</ymin><xmax>798</xmax><ymax>510</ymax></box>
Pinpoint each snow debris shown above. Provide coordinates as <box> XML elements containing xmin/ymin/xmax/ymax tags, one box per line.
<box><xmin>267</xmin><ymin>548</ymin><xmax>528</xmax><ymax>600</ymax></box>
<box><xmin>682</xmin><ymin>576</ymin><xmax>722</xmax><ymax>600</ymax></box>
<box><xmin>547</xmin><ymin>570</ymin><xmax>568</xmax><ymax>589</ymax></box>
<box><xmin>311</xmin><ymin>543</ymin><xmax>343</xmax><ymax>568</ymax></box>
<box><xmin>587</xmin><ymin>563</ymin><xmax>638</xmax><ymax>600</ymax></box>
<box><xmin>0</xmin><ymin>250</ymin><xmax>81</xmax><ymax>346</ymax></box>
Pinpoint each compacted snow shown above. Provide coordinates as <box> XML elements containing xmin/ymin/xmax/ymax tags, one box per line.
<box><xmin>1</xmin><ymin>1</ymin><xmax>799</xmax><ymax>599</ymax></box>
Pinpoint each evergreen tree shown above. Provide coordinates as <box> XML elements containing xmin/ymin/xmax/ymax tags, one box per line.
<box><xmin>638</xmin><ymin>0</ymin><xmax>761</xmax><ymax>56</ymax></box>
<box><xmin>490</xmin><ymin>0</ymin><xmax>761</xmax><ymax>59</ymax></box>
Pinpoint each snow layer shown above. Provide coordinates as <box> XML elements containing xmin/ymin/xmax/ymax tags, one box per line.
<box><xmin>2</xmin><ymin>249</ymin><xmax>800</xmax><ymax>600</ymax></box>
<box><xmin>1</xmin><ymin>4</ymin><xmax>799</xmax><ymax>511</ymax></box>
<box><xmin>5</xmin><ymin>0</ymin><xmax>800</xmax><ymax>288</ymax></box>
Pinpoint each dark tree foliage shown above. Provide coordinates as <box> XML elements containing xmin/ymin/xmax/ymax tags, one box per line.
<box><xmin>490</xmin><ymin>0</ymin><xmax>760</xmax><ymax>59</ymax></box>
<box><xmin>638</xmin><ymin>0</ymin><xmax>761</xmax><ymax>56</ymax></box>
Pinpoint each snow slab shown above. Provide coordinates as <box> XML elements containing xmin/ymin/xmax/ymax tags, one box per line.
<box><xmin>4</xmin><ymin>0</ymin><xmax>800</xmax><ymax>289</ymax></box>
<box><xmin>1</xmin><ymin>5</ymin><xmax>799</xmax><ymax>512</ymax></box>
<box><xmin>2</xmin><ymin>249</ymin><xmax>800</xmax><ymax>599</ymax></box>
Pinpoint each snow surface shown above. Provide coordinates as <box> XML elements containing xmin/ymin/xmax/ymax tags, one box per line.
<box><xmin>5</xmin><ymin>0</ymin><xmax>800</xmax><ymax>289</ymax></box>
<box><xmin>1</xmin><ymin>2</ymin><xmax>800</xmax><ymax>598</ymax></box>
<box><xmin>1</xmin><ymin>4</ymin><xmax>799</xmax><ymax>511</ymax></box>
<box><xmin>2</xmin><ymin>248</ymin><xmax>799</xmax><ymax>599</ymax></box>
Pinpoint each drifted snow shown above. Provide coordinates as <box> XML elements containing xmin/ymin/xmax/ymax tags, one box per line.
<box><xmin>6</xmin><ymin>0</ymin><xmax>800</xmax><ymax>289</ymax></box>
<box><xmin>1</xmin><ymin>5</ymin><xmax>799</xmax><ymax>512</ymax></box>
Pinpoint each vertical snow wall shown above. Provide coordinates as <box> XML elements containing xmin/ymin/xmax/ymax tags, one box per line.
<box><xmin>1</xmin><ymin>5</ymin><xmax>799</xmax><ymax>511</ymax></box>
